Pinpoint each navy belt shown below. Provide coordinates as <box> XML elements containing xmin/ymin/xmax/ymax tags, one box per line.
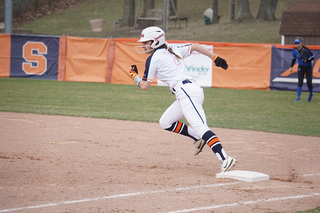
<box><xmin>182</xmin><ymin>79</ymin><xmax>192</xmax><ymax>84</ymax></box>
<box><xmin>172</xmin><ymin>80</ymin><xmax>192</xmax><ymax>93</ymax></box>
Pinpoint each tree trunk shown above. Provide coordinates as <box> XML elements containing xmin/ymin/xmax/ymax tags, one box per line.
<box><xmin>141</xmin><ymin>0</ymin><xmax>155</xmax><ymax>27</ymax></box>
<box><xmin>143</xmin><ymin>0</ymin><xmax>155</xmax><ymax>16</ymax></box>
<box><xmin>121</xmin><ymin>0</ymin><xmax>135</xmax><ymax>27</ymax></box>
<box><xmin>256</xmin><ymin>0</ymin><xmax>278</xmax><ymax>21</ymax></box>
<box><xmin>212</xmin><ymin>0</ymin><xmax>219</xmax><ymax>23</ymax></box>
<box><xmin>235</xmin><ymin>0</ymin><xmax>253</xmax><ymax>22</ymax></box>
<box><xmin>169</xmin><ymin>0</ymin><xmax>177</xmax><ymax>17</ymax></box>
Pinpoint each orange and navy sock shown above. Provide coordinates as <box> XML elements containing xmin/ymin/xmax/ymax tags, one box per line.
<box><xmin>165</xmin><ymin>121</ymin><xmax>198</xmax><ymax>141</ymax></box>
<box><xmin>202</xmin><ymin>130</ymin><xmax>227</xmax><ymax>161</ymax></box>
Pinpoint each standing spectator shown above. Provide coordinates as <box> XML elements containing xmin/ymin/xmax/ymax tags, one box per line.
<box><xmin>289</xmin><ymin>37</ymin><xmax>314</xmax><ymax>102</ymax></box>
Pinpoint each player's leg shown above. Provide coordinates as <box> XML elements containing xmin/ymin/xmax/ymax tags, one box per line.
<box><xmin>306</xmin><ymin>65</ymin><xmax>313</xmax><ymax>102</ymax></box>
<box><xmin>296</xmin><ymin>67</ymin><xmax>304</xmax><ymax>102</ymax></box>
<box><xmin>159</xmin><ymin>100</ymin><xmax>199</xmax><ymax>141</ymax></box>
<box><xmin>177</xmin><ymin>84</ymin><xmax>236</xmax><ymax>171</ymax></box>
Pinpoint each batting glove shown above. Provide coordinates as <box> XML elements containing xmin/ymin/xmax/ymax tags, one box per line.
<box><xmin>129</xmin><ymin>65</ymin><xmax>142</xmax><ymax>86</ymax></box>
<box><xmin>213</xmin><ymin>55</ymin><xmax>228</xmax><ymax>70</ymax></box>
<box><xmin>129</xmin><ymin>65</ymin><xmax>138</xmax><ymax>77</ymax></box>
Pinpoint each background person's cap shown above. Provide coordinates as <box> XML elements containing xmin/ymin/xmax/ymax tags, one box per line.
<box><xmin>294</xmin><ymin>39</ymin><xmax>302</xmax><ymax>44</ymax></box>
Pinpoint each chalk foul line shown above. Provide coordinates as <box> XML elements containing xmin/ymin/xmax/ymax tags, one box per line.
<box><xmin>1</xmin><ymin>172</ymin><xmax>319</xmax><ymax>213</ymax></box>
<box><xmin>0</xmin><ymin>182</ymin><xmax>241</xmax><ymax>213</ymax></box>
<box><xmin>163</xmin><ymin>192</ymin><xmax>320</xmax><ymax>213</ymax></box>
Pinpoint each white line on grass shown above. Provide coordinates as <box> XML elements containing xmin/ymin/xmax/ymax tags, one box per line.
<box><xmin>0</xmin><ymin>182</ymin><xmax>241</xmax><ymax>213</ymax></box>
<box><xmin>163</xmin><ymin>192</ymin><xmax>320</xmax><ymax>213</ymax></box>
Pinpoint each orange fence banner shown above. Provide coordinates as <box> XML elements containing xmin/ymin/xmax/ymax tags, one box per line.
<box><xmin>0</xmin><ymin>34</ymin><xmax>11</xmax><ymax>77</ymax></box>
<box><xmin>111</xmin><ymin>39</ymin><xmax>272</xmax><ymax>90</ymax></box>
<box><xmin>58</xmin><ymin>35</ymin><xmax>66</xmax><ymax>81</ymax></box>
<box><xmin>212</xmin><ymin>45</ymin><xmax>271</xmax><ymax>90</ymax></box>
<box><xmin>64</xmin><ymin>36</ymin><xmax>110</xmax><ymax>83</ymax></box>
<box><xmin>111</xmin><ymin>38</ymin><xmax>152</xmax><ymax>85</ymax></box>
<box><xmin>2</xmin><ymin>34</ymin><xmax>318</xmax><ymax>92</ymax></box>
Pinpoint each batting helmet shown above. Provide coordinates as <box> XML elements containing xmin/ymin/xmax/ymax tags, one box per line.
<box><xmin>136</xmin><ymin>26</ymin><xmax>166</xmax><ymax>53</ymax></box>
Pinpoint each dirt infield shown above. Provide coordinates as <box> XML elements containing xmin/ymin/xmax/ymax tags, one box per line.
<box><xmin>1</xmin><ymin>112</ymin><xmax>319</xmax><ymax>213</ymax></box>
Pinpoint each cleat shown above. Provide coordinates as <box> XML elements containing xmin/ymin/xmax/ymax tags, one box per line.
<box><xmin>307</xmin><ymin>95</ymin><xmax>313</xmax><ymax>102</ymax></box>
<box><xmin>193</xmin><ymin>139</ymin><xmax>206</xmax><ymax>155</ymax></box>
<box><xmin>220</xmin><ymin>157</ymin><xmax>236</xmax><ymax>172</ymax></box>
<box><xmin>295</xmin><ymin>98</ymin><xmax>300</xmax><ymax>102</ymax></box>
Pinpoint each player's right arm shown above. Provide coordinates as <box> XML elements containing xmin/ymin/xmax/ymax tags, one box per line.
<box><xmin>129</xmin><ymin>65</ymin><xmax>151</xmax><ymax>91</ymax></box>
<box><xmin>138</xmin><ymin>80</ymin><xmax>151</xmax><ymax>91</ymax></box>
<box><xmin>290</xmin><ymin>50</ymin><xmax>297</xmax><ymax>72</ymax></box>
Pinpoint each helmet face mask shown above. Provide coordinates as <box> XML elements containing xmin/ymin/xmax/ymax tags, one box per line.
<box><xmin>135</xmin><ymin>44</ymin><xmax>154</xmax><ymax>54</ymax></box>
<box><xmin>136</xmin><ymin>26</ymin><xmax>166</xmax><ymax>54</ymax></box>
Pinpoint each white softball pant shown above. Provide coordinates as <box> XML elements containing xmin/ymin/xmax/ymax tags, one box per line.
<box><xmin>159</xmin><ymin>80</ymin><xmax>211</xmax><ymax>138</ymax></box>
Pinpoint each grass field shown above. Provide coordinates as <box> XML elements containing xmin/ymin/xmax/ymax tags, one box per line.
<box><xmin>1</xmin><ymin>78</ymin><xmax>319</xmax><ymax>137</ymax></box>
<box><xmin>17</xmin><ymin>0</ymin><xmax>320</xmax><ymax>43</ymax></box>
<box><xmin>3</xmin><ymin>1</ymin><xmax>320</xmax><ymax>212</ymax></box>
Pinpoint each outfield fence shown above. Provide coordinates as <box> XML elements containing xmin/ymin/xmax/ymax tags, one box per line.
<box><xmin>0</xmin><ymin>33</ymin><xmax>320</xmax><ymax>92</ymax></box>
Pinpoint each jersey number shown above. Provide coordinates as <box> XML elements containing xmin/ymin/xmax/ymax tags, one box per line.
<box><xmin>22</xmin><ymin>42</ymin><xmax>48</xmax><ymax>75</ymax></box>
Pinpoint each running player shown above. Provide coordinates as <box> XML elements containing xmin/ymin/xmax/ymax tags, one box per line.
<box><xmin>129</xmin><ymin>26</ymin><xmax>236</xmax><ymax>173</ymax></box>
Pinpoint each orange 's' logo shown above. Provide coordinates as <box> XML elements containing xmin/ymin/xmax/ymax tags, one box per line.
<box><xmin>22</xmin><ymin>42</ymin><xmax>47</xmax><ymax>75</ymax></box>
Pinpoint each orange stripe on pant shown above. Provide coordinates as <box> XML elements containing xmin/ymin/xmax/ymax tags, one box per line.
<box><xmin>173</xmin><ymin>121</ymin><xmax>182</xmax><ymax>133</ymax></box>
<box><xmin>207</xmin><ymin>137</ymin><xmax>220</xmax><ymax>147</ymax></box>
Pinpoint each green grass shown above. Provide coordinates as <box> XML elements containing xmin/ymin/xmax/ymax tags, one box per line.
<box><xmin>4</xmin><ymin>1</ymin><xmax>320</xmax><ymax>211</ymax></box>
<box><xmin>17</xmin><ymin>0</ymin><xmax>320</xmax><ymax>43</ymax></box>
<box><xmin>1</xmin><ymin>78</ymin><xmax>319</xmax><ymax>137</ymax></box>
<box><xmin>270</xmin><ymin>206</ymin><xmax>320</xmax><ymax>213</ymax></box>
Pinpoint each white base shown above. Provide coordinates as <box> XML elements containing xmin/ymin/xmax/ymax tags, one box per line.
<box><xmin>216</xmin><ymin>170</ymin><xmax>269</xmax><ymax>182</ymax></box>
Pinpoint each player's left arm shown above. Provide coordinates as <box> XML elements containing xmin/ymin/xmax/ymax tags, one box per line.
<box><xmin>304</xmin><ymin>46</ymin><xmax>314</xmax><ymax>62</ymax></box>
<box><xmin>191</xmin><ymin>43</ymin><xmax>214</xmax><ymax>58</ymax></box>
<box><xmin>191</xmin><ymin>43</ymin><xmax>228</xmax><ymax>70</ymax></box>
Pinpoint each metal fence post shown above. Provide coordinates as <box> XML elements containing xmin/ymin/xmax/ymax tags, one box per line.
<box><xmin>4</xmin><ymin>0</ymin><xmax>12</xmax><ymax>34</ymax></box>
<box><xmin>162</xmin><ymin>0</ymin><xmax>167</xmax><ymax>33</ymax></box>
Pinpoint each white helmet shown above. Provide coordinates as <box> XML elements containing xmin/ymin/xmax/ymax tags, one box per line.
<box><xmin>135</xmin><ymin>26</ymin><xmax>166</xmax><ymax>54</ymax></box>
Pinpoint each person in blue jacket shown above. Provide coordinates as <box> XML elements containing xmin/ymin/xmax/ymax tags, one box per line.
<box><xmin>289</xmin><ymin>37</ymin><xmax>314</xmax><ymax>102</ymax></box>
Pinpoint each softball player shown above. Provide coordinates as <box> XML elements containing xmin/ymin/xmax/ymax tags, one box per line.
<box><xmin>129</xmin><ymin>26</ymin><xmax>236</xmax><ymax>173</ymax></box>
<box><xmin>289</xmin><ymin>37</ymin><xmax>314</xmax><ymax>102</ymax></box>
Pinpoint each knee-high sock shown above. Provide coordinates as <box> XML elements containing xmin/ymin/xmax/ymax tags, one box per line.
<box><xmin>165</xmin><ymin>121</ymin><xmax>199</xmax><ymax>141</ymax></box>
<box><xmin>308</xmin><ymin>86</ymin><xmax>313</xmax><ymax>96</ymax></box>
<box><xmin>202</xmin><ymin>130</ymin><xmax>228</xmax><ymax>161</ymax></box>
<box><xmin>297</xmin><ymin>86</ymin><xmax>302</xmax><ymax>99</ymax></box>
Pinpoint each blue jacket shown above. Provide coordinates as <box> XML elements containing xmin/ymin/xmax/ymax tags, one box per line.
<box><xmin>291</xmin><ymin>45</ymin><xmax>314</xmax><ymax>67</ymax></box>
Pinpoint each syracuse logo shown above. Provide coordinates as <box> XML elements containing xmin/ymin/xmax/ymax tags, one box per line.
<box><xmin>22</xmin><ymin>41</ymin><xmax>48</xmax><ymax>75</ymax></box>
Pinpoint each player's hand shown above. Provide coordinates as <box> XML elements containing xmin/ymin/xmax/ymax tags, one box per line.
<box><xmin>213</xmin><ymin>55</ymin><xmax>228</xmax><ymax>70</ymax></box>
<box><xmin>129</xmin><ymin>65</ymin><xmax>138</xmax><ymax>79</ymax></box>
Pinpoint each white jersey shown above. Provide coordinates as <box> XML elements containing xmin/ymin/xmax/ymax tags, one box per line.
<box><xmin>142</xmin><ymin>44</ymin><xmax>194</xmax><ymax>90</ymax></box>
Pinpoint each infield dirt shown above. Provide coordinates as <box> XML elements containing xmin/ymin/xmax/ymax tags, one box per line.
<box><xmin>1</xmin><ymin>112</ymin><xmax>319</xmax><ymax>212</ymax></box>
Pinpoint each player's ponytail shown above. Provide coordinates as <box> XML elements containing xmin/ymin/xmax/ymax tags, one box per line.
<box><xmin>161</xmin><ymin>44</ymin><xmax>182</xmax><ymax>59</ymax></box>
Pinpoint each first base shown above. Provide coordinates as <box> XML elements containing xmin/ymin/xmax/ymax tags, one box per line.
<box><xmin>216</xmin><ymin>170</ymin><xmax>269</xmax><ymax>182</ymax></box>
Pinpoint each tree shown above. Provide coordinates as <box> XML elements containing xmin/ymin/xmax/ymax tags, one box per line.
<box><xmin>140</xmin><ymin>0</ymin><xmax>155</xmax><ymax>27</ymax></box>
<box><xmin>212</xmin><ymin>0</ymin><xmax>219</xmax><ymax>24</ymax></box>
<box><xmin>256</xmin><ymin>0</ymin><xmax>278</xmax><ymax>21</ymax></box>
<box><xmin>143</xmin><ymin>0</ymin><xmax>155</xmax><ymax>16</ymax></box>
<box><xmin>169</xmin><ymin>0</ymin><xmax>177</xmax><ymax>17</ymax></box>
<box><xmin>121</xmin><ymin>0</ymin><xmax>135</xmax><ymax>27</ymax></box>
<box><xmin>235</xmin><ymin>0</ymin><xmax>253</xmax><ymax>22</ymax></box>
